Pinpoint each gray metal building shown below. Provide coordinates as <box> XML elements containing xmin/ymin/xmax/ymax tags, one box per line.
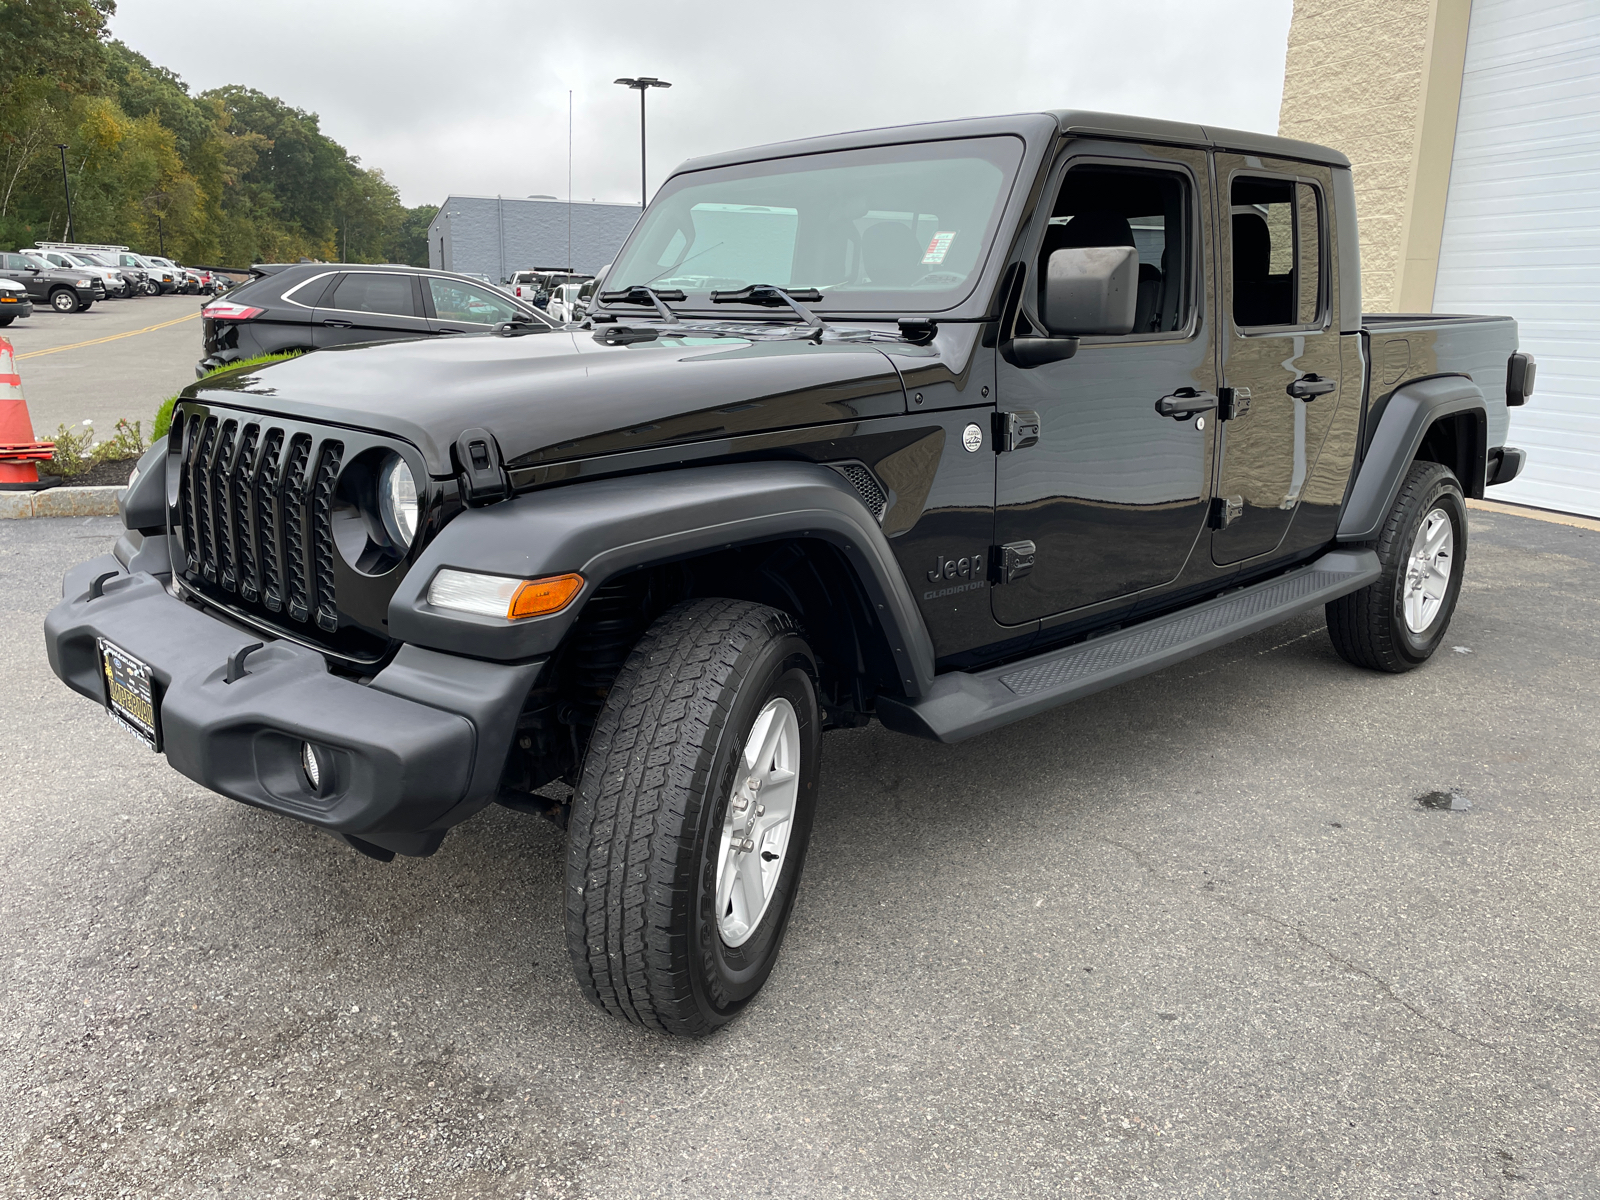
<box><xmin>427</xmin><ymin>196</ymin><xmax>641</xmax><ymax>282</ymax></box>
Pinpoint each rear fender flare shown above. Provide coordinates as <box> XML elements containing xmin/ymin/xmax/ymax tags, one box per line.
<box><xmin>388</xmin><ymin>462</ymin><xmax>936</xmax><ymax>698</ymax></box>
<box><xmin>1338</xmin><ymin>375</ymin><xmax>1486</xmax><ymax>542</ymax></box>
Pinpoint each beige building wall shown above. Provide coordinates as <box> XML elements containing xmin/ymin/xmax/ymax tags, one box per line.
<box><xmin>1278</xmin><ymin>0</ymin><xmax>1471</xmax><ymax>312</ymax></box>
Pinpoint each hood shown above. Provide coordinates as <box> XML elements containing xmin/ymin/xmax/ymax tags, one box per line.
<box><xmin>189</xmin><ymin>327</ymin><xmax>912</xmax><ymax>476</ymax></box>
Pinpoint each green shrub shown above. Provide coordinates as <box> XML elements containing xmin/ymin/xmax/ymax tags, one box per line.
<box><xmin>47</xmin><ymin>423</ymin><xmax>96</xmax><ymax>478</ymax></box>
<box><xmin>151</xmin><ymin>352</ymin><xmax>304</xmax><ymax>442</ymax></box>
<box><xmin>46</xmin><ymin>418</ymin><xmax>148</xmax><ymax>478</ymax></box>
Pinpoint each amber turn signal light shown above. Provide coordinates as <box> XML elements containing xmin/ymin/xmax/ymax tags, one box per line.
<box><xmin>508</xmin><ymin>573</ymin><xmax>584</xmax><ymax>619</ymax></box>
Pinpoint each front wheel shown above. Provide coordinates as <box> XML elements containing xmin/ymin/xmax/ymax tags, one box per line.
<box><xmin>565</xmin><ymin>598</ymin><xmax>821</xmax><ymax>1036</ymax></box>
<box><xmin>1326</xmin><ymin>460</ymin><xmax>1468</xmax><ymax>672</ymax></box>
<box><xmin>50</xmin><ymin>289</ymin><xmax>78</xmax><ymax>313</ymax></box>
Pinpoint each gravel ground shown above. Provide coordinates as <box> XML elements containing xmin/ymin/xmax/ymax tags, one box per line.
<box><xmin>2</xmin><ymin>509</ymin><xmax>1597</xmax><ymax>1199</ymax></box>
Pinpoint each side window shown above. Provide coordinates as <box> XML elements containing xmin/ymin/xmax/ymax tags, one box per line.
<box><xmin>1230</xmin><ymin>176</ymin><xmax>1323</xmax><ymax>329</ymax></box>
<box><xmin>1039</xmin><ymin>165</ymin><xmax>1192</xmax><ymax>335</ymax></box>
<box><xmin>427</xmin><ymin>277</ymin><xmax>517</xmax><ymax>325</ymax></box>
<box><xmin>328</xmin><ymin>272</ymin><xmax>417</xmax><ymax>317</ymax></box>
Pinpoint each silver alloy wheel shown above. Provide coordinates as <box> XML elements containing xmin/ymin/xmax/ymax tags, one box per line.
<box><xmin>1403</xmin><ymin>507</ymin><xmax>1454</xmax><ymax>633</ymax></box>
<box><xmin>715</xmin><ymin>696</ymin><xmax>801</xmax><ymax>948</ymax></box>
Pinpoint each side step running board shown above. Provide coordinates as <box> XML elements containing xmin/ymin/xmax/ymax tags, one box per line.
<box><xmin>876</xmin><ymin>548</ymin><xmax>1380</xmax><ymax>743</ymax></box>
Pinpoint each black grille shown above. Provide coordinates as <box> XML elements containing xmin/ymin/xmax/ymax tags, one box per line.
<box><xmin>175</xmin><ymin>408</ymin><xmax>374</xmax><ymax>655</ymax></box>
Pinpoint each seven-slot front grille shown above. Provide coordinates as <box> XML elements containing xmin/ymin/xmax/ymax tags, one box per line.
<box><xmin>176</xmin><ymin>407</ymin><xmax>349</xmax><ymax>647</ymax></box>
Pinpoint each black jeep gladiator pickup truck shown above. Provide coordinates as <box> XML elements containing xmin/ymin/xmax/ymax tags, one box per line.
<box><xmin>45</xmin><ymin>110</ymin><xmax>1535</xmax><ymax>1036</ymax></box>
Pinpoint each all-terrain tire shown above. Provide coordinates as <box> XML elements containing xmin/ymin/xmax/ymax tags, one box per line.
<box><xmin>1326</xmin><ymin>459</ymin><xmax>1467</xmax><ymax>672</ymax></box>
<box><xmin>565</xmin><ymin>598</ymin><xmax>820</xmax><ymax>1036</ymax></box>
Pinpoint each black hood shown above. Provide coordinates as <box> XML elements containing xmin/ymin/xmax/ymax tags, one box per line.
<box><xmin>188</xmin><ymin>328</ymin><xmax>911</xmax><ymax>476</ymax></box>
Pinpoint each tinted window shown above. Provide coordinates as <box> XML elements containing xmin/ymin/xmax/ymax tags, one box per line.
<box><xmin>428</xmin><ymin>277</ymin><xmax>517</xmax><ymax>325</ymax></box>
<box><xmin>1231</xmin><ymin>176</ymin><xmax>1323</xmax><ymax>329</ymax></box>
<box><xmin>329</xmin><ymin>272</ymin><xmax>417</xmax><ymax>317</ymax></box>
<box><xmin>1042</xmin><ymin>165</ymin><xmax>1192</xmax><ymax>335</ymax></box>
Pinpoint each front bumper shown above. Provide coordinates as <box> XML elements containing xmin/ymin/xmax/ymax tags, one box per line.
<box><xmin>0</xmin><ymin>297</ymin><xmax>30</xmax><ymax>318</ymax></box>
<box><xmin>44</xmin><ymin>551</ymin><xmax>544</xmax><ymax>856</ymax></box>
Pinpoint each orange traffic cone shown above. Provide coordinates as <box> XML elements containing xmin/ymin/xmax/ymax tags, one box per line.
<box><xmin>0</xmin><ymin>336</ymin><xmax>55</xmax><ymax>485</ymax></box>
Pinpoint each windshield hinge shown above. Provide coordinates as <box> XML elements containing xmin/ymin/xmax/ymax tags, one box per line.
<box><xmin>454</xmin><ymin>427</ymin><xmax>509</xmax><ymax>505</ymax></box>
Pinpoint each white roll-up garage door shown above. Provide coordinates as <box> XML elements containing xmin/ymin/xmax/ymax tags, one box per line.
<box><xmin>1433</xmin><ymin>0</ymin><xmax>1600</xmax><ymax>517</ymax></box>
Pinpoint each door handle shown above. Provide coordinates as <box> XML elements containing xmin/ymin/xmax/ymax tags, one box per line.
<box><xmin>1155</xmin><ymin>388</ymin><xmax>1219</xmax><ymax>420</ymax></box>
<box><xmin>1287</xmin><ymin>374</ymin><xmax>1336</xmax><ymax>400</ymax></box>
<box><xmin>435</xmin><ymin>327</ymin><xmax>465</xmax><ymax>335</ymax></box>
<box><xmin>321</xmin><ymin>319</ymin><xmax>352</xmax><ymax>328</ymax></box>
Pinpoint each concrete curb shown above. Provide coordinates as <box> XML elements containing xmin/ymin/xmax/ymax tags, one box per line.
<box><xmin>0</xmin><ymin>485</ymin><xmax>125</xmax><ymax>519</ymax></box>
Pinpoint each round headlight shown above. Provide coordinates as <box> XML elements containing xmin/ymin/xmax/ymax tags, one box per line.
<box><xmin>378</xmin><ymin>455</ymin><xmax>418</xmax><ymax>549</ymax></box>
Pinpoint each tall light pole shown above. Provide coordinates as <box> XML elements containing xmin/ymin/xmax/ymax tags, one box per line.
<box><xmin>55</xmin><ymin>144</ymin><xmax>75</xmax><ymax>242</ymax></box>
<box><xmin>613</xmin><ymin>76</ymin><xmax>671</xmax><ymax>210</ymax></box>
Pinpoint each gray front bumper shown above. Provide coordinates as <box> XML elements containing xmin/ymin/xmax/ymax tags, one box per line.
<box><xmin>44</xmin><ymin>554</ymin><xmax>543</xmax><ymax>856</ymax></box>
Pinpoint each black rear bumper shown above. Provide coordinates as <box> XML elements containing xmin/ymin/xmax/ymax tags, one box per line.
<box><xmin>44</xmin><ymin>554</ymin><xmax>543</xmax><ymax>856</ymax></box>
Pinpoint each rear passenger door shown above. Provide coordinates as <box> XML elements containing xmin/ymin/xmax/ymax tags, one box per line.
<box><xmin>313</xmin><ymin>271</ymin><xmax>430</xmax><ymax>348</ymax></box>
<box><xmin>422</xmin><ymin>276</ymin><xmax>521</xmax><ymax>335</ymax></box>
<box><xmin>1211</xmin><ymin>158</ymin><xmax>1344</xmax><ymax>565</ymax></box>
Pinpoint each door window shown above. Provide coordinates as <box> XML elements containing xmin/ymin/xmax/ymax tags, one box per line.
<box><xmin>1230</xmin><ymin>177</ymin><xmax>1324</xmax><ymax>329</ymax></box>
<box><xmin>328</xmin><ymin>272</ymin><xmax>417</xmax><ymax>317</ymax></box>
<box><xmin>427</xmin><ymin>277</ymin><xmax>517</xmax><ymax>325</ymax></box>
<box><xmin>1039</xmin><ymin>165</ymin><xmax>1193</xmax><ymax>335</ymax></box>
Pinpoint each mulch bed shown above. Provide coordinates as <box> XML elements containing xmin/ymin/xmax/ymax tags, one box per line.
<box><xmin>53</xmin><ymin>457</ymin><xmax>139</xmax><ymax>488</ymax></box>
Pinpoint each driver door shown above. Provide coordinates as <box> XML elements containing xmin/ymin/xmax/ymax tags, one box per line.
<box><xmin>993</xmin><ymin>144</ymin><xmax>1218</xmax><ymax>627</ymax></box>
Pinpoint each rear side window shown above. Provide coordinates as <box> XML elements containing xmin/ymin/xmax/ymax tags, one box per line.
<box><xmin>329</xmin><ymin>272</ymin><xmax>417</xmax><ymax>317</ymax></box>
<box><xmin>1230</xmin><ymin>176</ymin><xmax>1324</xmax><ymax>329</ymax></box>
<box><xmin>428</xmin><ymin>277</ymin><xmax>517</xmax><ymax>325</ymax></box>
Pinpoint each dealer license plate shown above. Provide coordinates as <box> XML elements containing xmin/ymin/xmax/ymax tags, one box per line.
<box><xmin>98</xmin><ymin>637</ymin><xmax>160</xmax><ymax>751</ymax></box>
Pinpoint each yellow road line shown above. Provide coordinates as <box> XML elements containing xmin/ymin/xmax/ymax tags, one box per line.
<box><xmin>15</xmin><ymin>310</ymin><xmax>200</xmax><ymax>360</ymax></box>
<box><xmin>1468</xmin><ymin>498</ymin><xmax>1600</xmax><ymax>532</ymax></box>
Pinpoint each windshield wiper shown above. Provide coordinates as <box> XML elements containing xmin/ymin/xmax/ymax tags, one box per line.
<box><xmin>597</xmin><ymin>284</ymin><xmax>685</xmax><ymax>323</ymax></box>
<box><xmin>709</xmin><ymin>284</ymin><xmax>826</xmax><ymax>330</ymax></box>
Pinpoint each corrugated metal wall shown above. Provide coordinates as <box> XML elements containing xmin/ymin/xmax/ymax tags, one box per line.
<box><xmin>1433</xmin><ymin>0</ymin><xmax>1600</xmax><ymax>516</ymax></box>
<box><xmin>426</xmin><ymin>198</ymin><xmax>641</xmax><ymax>281</ymax></box>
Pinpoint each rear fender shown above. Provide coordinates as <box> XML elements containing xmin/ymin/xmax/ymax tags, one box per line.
<box><xmin>388</xmin><ymin>462</ymin><xmax>936</xmax><ymax>698</ymax></box>
<box><xmin>1338</xmin><ymin>375</ymin><xmax>1486</xmax><ymax>542</ymax></box>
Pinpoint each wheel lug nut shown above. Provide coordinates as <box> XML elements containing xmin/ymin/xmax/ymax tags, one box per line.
<box><xmin>747</xmin><ymin>776</ymin><xmax>762</xmax><ymax>791</ymax></box>
<box><xmin>755</xmin><ymin>804</ymin><xmax>765</xmax><ymax>817</ymax></box>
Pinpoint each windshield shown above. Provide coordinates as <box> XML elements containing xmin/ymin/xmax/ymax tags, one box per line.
<box><xmin>604</xmin><ymin>136</ymin><xmax>1024</xmax><ymax>314</ymax></box>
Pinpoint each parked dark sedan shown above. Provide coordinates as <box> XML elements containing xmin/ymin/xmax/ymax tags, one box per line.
<box><xmin>198</xmin><ymin>262</ymin><xmax>556</xmax><ymax>375</ymax></box>
<box><xmin>0</xmin><ymin>252</ymin><xmax>99</xmax><ymax>312</ymax></box>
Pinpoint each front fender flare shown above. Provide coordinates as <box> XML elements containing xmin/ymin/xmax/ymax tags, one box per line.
<box><xmin>388</xmin><ymin>462</ymin><xmax>936</xmax><ymax>697</ymax></box>
<box><xmin>1338</xmin><ymin>374</ymin><xmax>1486</xmax><ymax>542</ymax></box>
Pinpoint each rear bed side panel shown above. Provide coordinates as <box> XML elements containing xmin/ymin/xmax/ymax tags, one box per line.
<box><xmin>1361</xmin><ymin>314</ymin><xmax>1515</xmax><ymax>452</ymax></box>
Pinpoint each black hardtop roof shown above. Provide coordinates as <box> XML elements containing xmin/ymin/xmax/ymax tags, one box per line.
<box><xmin>674</xmin><ymin>109</ymin><xmax>1349</xmax><ymax>175</ymax></box>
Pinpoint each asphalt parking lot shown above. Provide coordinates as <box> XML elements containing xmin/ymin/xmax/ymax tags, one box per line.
<box><xmin>2</xmin><ymin>294</ymin><xmax>203</xmax><ymax>437</ymax></box>
<box><xmin>2</xmin><ymin>507</ymin><xmax>1598</xmax><ymax>1199</ymax></box>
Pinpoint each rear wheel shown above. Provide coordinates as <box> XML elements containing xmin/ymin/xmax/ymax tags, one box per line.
<box><xmin>1326</xmin><ymin>460</ymin><xmax>1467</xmax><ymax>672</ymax></box>
<box><xmin>565</xmin><ymin>598</ymin><xmax>821</xmax><ymax>1036</ymax></box>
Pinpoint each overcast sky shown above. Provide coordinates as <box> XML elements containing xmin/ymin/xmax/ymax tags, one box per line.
<box><xmin>109</xmin><ymin>0</ymin><xmax>1295</xmax><ymax>209</ymax></box>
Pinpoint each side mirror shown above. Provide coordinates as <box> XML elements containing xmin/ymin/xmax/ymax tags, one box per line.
<box><xmin>1042</xmin><ymin>245</ymin><xmax>1137</xmax><ymax>336</ymax></box>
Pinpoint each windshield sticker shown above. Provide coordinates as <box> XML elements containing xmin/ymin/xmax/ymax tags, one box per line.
<box><xmin>922</xmin><ymin>231</ymin><xmax>957</xmax><ymax>265</ymax></box>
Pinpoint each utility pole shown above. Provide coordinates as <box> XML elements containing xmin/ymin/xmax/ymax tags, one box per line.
<box><xmin>572</xmin><ymin>89</ymin><xmax>579</xmax><ymax>272</ymax></box>
<box><xmin>157</xmin><ymin>215</ymin><xmax>165</xmax><ymax>256</ymax></box>
<box><xmin>55</xmin><ymin>145</ymin><xmax>75</xmax><ymax>242</ymax></box>
<box><xmin>613</xmin><ymin>77</ymin><xmax>671</xmax><ymax>210</ymax></box>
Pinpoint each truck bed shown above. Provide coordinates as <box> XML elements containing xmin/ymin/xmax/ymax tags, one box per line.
<box><xmin>1362</xmin><ymin>312</ymin><xmax>1517</xmax><ymax>451</ymax></box>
